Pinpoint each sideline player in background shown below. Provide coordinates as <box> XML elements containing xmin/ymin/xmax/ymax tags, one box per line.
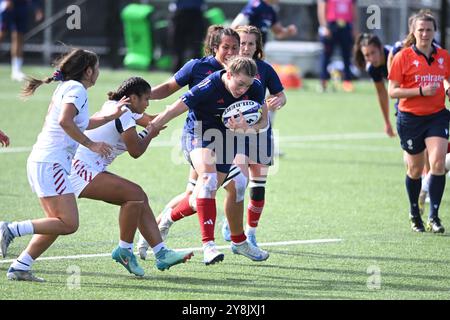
<box><xmin>0</xmin><ymin>0</ymin><xmax>44</xmax><ymax>81</ymax></box>
<box><xmin>231</xmin><ymin>0</ymin><xmax>297</xmax><ymax>44</ymax></box>
<box><xmin>317</xmin><ymin>0</ymin><xmax>358</xmax><ymax>93</ymax></box>
<box><xmin>168</xmin><ymin>0</ymin><xmax>206</xmax><ymax>73</ymax></box>
<box><xmin>353</xmin><ymin>33</ymin><xmax>395</xmax><ymax>137</ymax></box>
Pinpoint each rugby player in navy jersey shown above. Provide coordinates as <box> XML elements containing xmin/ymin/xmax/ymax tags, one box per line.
<box><xmin>231</xmin><ymin>0</ymin><xmax>297</xmax><ymax>44</ymax></box>
<box><xmin>150</xmin><ymin>56</ymin><xmax>270</xmax><ymax>265</ymax></box>
<box><xmin>221</xmin><ymin>25</ymin><xmax>286</xmax><ymax>247</ymax></box>
<box><xmin>137</xmin><ymin>27</ymin><xmax>264</xmax><ymax>261</ymax></box>
<box><xmin>353</xmin><ymin>33</ymin><xmax>395</xmax><ymax>137</ymax></box>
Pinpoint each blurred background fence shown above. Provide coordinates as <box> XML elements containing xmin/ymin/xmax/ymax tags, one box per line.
<box><xmin>0</xmin><ymin>0</ymin><xmax>448</xmax><ymax>76</ymax></box>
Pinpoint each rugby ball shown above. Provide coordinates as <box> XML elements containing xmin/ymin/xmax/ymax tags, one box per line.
<box><xmin>222</xmin><ymin>100</ymin><xmax>262</xmax><ymax>129</ymax></box>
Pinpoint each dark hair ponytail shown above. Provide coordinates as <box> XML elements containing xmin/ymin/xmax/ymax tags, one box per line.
<box><xmin>353</xmin><ymin>33</ymin><xmax>383</xmax><ymax>70</ymax></box>
<box><xmin>107</xmin><ymin>77</ymin><xmax>151</xmax><ymax>101</ymax></box>
<box><xmin>21</xmin><ymin>48</ymin><xmax>98</xmax><ymax>97</ymax></box>
<box><xmin>204</xmin><ymin>26</ymin><xmax>240</xmax><ymax>57</ymax></box>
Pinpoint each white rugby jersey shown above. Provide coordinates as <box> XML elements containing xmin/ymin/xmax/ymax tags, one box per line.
<box><xmin>74</xmin><ymin>100</ymin><xmax>143</xmax><ymax>172</ymax></box>
<box><xmin>29</xmin><ymin>80</ymin><xmax>89</xmax><ymax>172</ymax></box>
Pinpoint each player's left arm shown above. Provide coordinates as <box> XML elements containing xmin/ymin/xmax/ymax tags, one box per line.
<box><xmin>266</xmin><ymin>91</ymin><xmax>286</xmax><ymax>111</ymax></box>
<box><xmin>251</xmin><ymin>102</ymin><xmax>269</xmax><ymax>132</ymax></box>
<box><xmin>87</xmin><ymin>96</ymin><xmax>129</xmax><ymax>130</ymax></box>
<box><xmin>271</xmin><ymin>22</ymin><xmax>297</xmax><ymax>40</ymax></box>
<box><xmin>151</xmin><ymin>99</ymin><xmax>188</xmax><ymax>131</ymax></box>
<box><xmin>121</xmin><ymin>122</ymin><xmax>162</xmax><ymax>159</ymax></box>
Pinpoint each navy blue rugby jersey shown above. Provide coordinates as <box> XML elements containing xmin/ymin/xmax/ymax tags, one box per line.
<box><xmin>181</xmin><ymin>70</ymin><xmax>265</xmax><ymax>135</ymax></box>
<box><xmin>241</xmin><ymin>0</ymin><xmax>278</xmax><ymax>43</ymax></box>
<box><xmin>366</xmin><ymin>46</ymin><xmax>390</xmax><ymax>82</ymax></box>
<box><xmin>174</xmin><ymin>56</ymin><xmax>224</xmax><ymax>89</ymax></box>
<box><xmin>255</xmin><ymin>59</ymin><xmax>284</xmax><ymax>95</ymax></box>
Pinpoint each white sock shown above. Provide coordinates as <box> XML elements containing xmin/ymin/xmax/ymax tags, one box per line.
<box><xmin>119</xmin><ymin>240</ymin><xmax>133</xmax><ymax>253</ymax></box>
<box><xmin>422</xmin><ymin>173</ymin><xmax>431</xmax><ymax>193</ymax></box>
<box><xmin>8</xmin><ymin>220</ymin><xmax>34</xmax><ymax>237</ymax></box>
<box><xmin>10</xmin><ymin>251</ymin><xmax>34</xmax><ymax>271</ymax></box>
<box><xmin>11</xmin><ymin>57</ymin><xmax>23</xmax><ymax>73</ymax></box>
<box><xmin>152</xmin><ymin>242</ymin><xmax>166</xmax><ymax>255</ymax></box>
<box><xmin>245</xmin><ymin>225</ymin><xmax>257</xmax><ymax>235</ymax></box>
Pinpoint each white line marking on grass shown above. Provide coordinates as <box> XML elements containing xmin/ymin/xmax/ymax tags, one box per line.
<box><xmin>283</xmin><ymin>143</ymin><xmax>399</xmax><ymax>153</ymax></box>
<box><xmin>279</xmin><ymin>132</ymin><xmax>387</xmax><ymax>142</ymax></box>
<box><xmin>0</xmin><ymin>147</ymin><xmax>31</xmax><ymax>154</ymax></box>
<box><xmin>0</xmin><ymin>238</ymin><xmax>342</xmax><ymax>264</ymax></box>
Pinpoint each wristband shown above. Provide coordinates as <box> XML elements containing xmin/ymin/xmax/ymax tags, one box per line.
<box><xmin>138</xmin><ymin>129</ymin><xmax>149</xmax><ymax>139</ymax></box>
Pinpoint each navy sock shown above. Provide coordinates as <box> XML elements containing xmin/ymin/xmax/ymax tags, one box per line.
<box><xmin>405</xmin><ymin>176</ymin><xmax>421</xmax><ymax>217</ymax></box>
<box><xmin>428</xmin><ymin>174</ymin><xmax>446</xmax><ymax>220</ymax></box>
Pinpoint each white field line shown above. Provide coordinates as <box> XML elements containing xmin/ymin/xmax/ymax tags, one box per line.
<box><xmin>282</xmin><ymin>143</ymin><xmax>399</xmax><ymax>152</ymax></box>
<box><xmin>0</xmin><ymin>132</ymin><xmax>390</xmax><ymax>154</ymax></box>
<box><xmin>0</xmin><ymin>238</ymin><xmax>342</xmax><ymax>264</ymax></box>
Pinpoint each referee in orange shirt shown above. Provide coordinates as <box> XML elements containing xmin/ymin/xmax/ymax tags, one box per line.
<box><xmin>389</xmin><ymin>12</ymin><xmax>450</xmax><ymax>233</ymax></box>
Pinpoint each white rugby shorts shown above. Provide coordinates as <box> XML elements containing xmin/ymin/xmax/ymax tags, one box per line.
<box><xmin>69</xmin><ymin>159</ymin><xmax>101</xmax><ymax>198</ymax></box>
<box><xmin>27</xmin><ymin>160</ymin><xmax>74</xmax><ymax>197</ymax></box>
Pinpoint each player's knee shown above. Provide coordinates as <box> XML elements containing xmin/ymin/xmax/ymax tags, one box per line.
<box><xmin>430</xmin><ymin>158</ymin><xmax>446</xmax><ymax>175</ymax></box>
<box><xmin>188</xmin><ymin>194</ymin><xmax>197</xmax><ymax>211</ymax></box>
<box><xmin>62</xmin><ymin>220</ymin><xmax>79</xmax><ymax>235</ymax></box>
<box><xmin>186</xmin><ymin>178</ymin><xmax>197</xmax><ymax>194</ymax></box>
<box><xmin>233</xmin><ymin>173</ymin><xmax>248</xmax><ymax>203</ymax></box>
<box><xmin>198</xmin><ymin>172</ymin><xmax>218</xmax><ymax>198</ymax></box>
<box><xmin>249</xmin><ymin>186</ymin><xmax>265</xmax><ymax>201</ymax></box>
<box><xmin>407</xmin><ymin>165</ymin><xmax>423</xmax><ymax>179</ymax></box>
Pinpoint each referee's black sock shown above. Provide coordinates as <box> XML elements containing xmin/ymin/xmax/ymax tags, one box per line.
<box><xmin>428</xmin><ymin>174</ymin><xmax>446</xmax><ymax>220</ymax></box>
<box><xmin>405</xmin><ymin>175</ymin><xmax>421</xmax><ymax>217</ymax></box>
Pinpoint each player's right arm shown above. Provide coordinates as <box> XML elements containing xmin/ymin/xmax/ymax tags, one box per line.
<box><xmin>58</xmin><ymin>103</ymin><xmax>112</xmax><ymax>157</ymax></box>
<box><xmin>373</xmin><ymin>81</ymin><xmax>394</xmax><ymax>137</ymax></box>
<box><xmin>121</xmin><ymin>123</ymin><xmax>162</xmax><ymax>159</ymax></box>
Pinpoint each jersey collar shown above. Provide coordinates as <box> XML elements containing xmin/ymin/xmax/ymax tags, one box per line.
<box><xmin>412</xmin><ymin>44</ymin><xmax>437</xmax><ymax>66</ymax></box>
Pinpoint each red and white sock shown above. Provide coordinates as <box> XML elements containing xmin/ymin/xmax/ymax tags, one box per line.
<box><xmin>247</xmin><ymin>199</ymin><xmax>264</xmax><ymax>228</ymax></box>
<box><xmin>171</xmin><ymin>195</ymin><xmax>196</xmax><ymax>221</ymax></box>
<box><xmin>231</xmin><ymin>233</ymin><xmax>247</xmax><ymax>245</ymax></box>
<box><xmin>196</xmin><ymin>198</ymin><xmax>216</xmax><ymax>243</ymax></box>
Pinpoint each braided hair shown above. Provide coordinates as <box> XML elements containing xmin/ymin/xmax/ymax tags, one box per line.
<box><xmin>107</xmin><ymin>77</ymin><xmax>151</xmax><ymax>101</ymax></box>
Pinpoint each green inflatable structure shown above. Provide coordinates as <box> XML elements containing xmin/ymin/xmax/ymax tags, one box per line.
<box><xmin>121</xmin><ymin>4</ymin><xmax>154</xmax><ymax>70</ymax></box>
